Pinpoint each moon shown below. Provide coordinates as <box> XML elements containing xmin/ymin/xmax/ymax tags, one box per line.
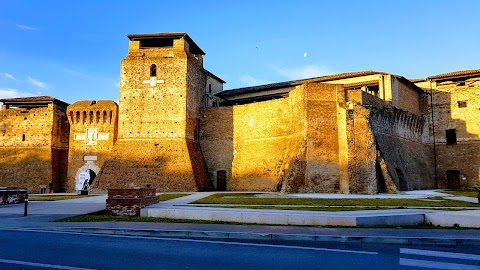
<box><xmin>303</xmin><ymin>52</ymin><xmax>307</xmax><ymax>58</ymax></box>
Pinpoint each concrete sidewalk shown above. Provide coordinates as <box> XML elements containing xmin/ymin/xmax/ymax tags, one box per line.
<box><xmin>1</xmin><ymin>191</ymin><xmax>480</xmax><ymax>246</ymax></box>
<box><xmin>141</xmin><ymin>190</ymin><xmax>480</xmax><ymax>228</ymax></box>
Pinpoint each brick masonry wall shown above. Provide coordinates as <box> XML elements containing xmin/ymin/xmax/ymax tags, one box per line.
<box><xmin>66</xmin><ymin>100</ymin><xmax>118</xmax><ymax>192</ymax></box>
<box><xmin>302</xmin><ymin>83</ymin><xmax>347</xmax><ymax>193</ymax></box>
<box><xmin>0</xmin><ymin>104</ymin><xmax>68</xmax><ymax>193</ymax></box>
<box><xmin>106</xmin><ymin>188</ymin><xmax>159</xmax><ymax>216</ymax></box>
<box><xmin>347</xmin><ymin>104</ymin><xmax>377</xmax><ymax>194</ymax></box>
<box><xmin>94</xmin><ymin>139</ymin><xmax>201</xmax><ymax>191</ymax></box>
<box><xmin>92</xmin><ymin>37</ymin><xmax>209</xmax><ymax>192</ymax></box>
<box><xmin>199</xmin><ymin>106</ymin><xmax>234</xmax><ymax>188</ymax></box>
<box><xmin>369</xmin><ymin>107</ymin><xmax>435</xmax><ymax>190</ymax></box>
<box><xmin>391</xmin><ymin>77</ymin><xmax>420</xmax><ymax>115</ymax></box>
<box><xmin>200</xmin><ymin>86</ymin><xmax>305</xmax><ymax>191</ymax></box>
<box><xmin>118</xmin><ymin>39</ymin><xmax>188</xmax><ymax>140</ymax></box>
<box><xmin>347</xmin><ymin>90</ymin><xmax>434</xmax><ymax>193</ymax></box>
<box><xmin>230</xmin><ymin>85</ymin><xmax>305</xmax><ymax>191</ymax></box>
<box><xmin>427</xmin><ymin>80</ymin><xmax>480</xmax><ymax>188</ymax></box>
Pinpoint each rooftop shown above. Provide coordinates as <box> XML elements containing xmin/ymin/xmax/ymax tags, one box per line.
<box><xmin>127</xmin><ymin>32</ymin><xmax>205</xmax><ymax>55</ymax></box>
<box><xmin>217</xmin><ymin>71</ymin><xmax>387</xmax><ymax>98</ymax></box>
<box><xmin>0</xmin><ymin>96</ymin><xmax>70</xmax><ymax>110</ymax></box>
<box><xmin>217</xmin><ymin>70</ymin><xmax>424</xmax><ymax>99</ymax></box>
<box><xmin>427</xmin><ymin>69</ymin><xmax>480</xmax><ymax>81</ymax></box>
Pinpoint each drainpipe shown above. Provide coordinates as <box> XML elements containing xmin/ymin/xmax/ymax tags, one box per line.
<box><xmin>429</xmin><ymin>80</ymin><xmax>438</xmax><ymax>188</ymax></box>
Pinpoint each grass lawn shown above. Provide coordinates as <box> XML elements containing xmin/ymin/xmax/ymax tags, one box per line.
<box><xmin>157</xmin><ymin>193</ymin><xmax>190</xmax><ymax>202</ymax></box>
<box><xmin>442</xmin><ymin>190</ymin><xmax>479</xmax><ymax>198</ymax></box>
<box><xmin>57</xmin><ymin>210</ymin><xmax>471</xmax><ymax>229</ymax></box>
<box><xmin>58</xmin><ymin>210</ymin><xmax>242</xmax><ymax>224</ymax></box>
<box><xmin>28</xmin><ymin>195</ymin><xmax>93</xmax><ymax>201</ymax></box>
<box><xmin>194</xmin><ymin>205</ymin><xmax>474</xmax><ymax>212</ymax></box>
<box><xmin>191</xmin><ymin>193</ymin><xmax>480</xmax><ymax>208</ymax></box>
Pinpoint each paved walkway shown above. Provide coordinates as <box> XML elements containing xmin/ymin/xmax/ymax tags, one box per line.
<box><xmin>1</xmin><ymin>190</ymin><xmax>480</xmax><ymax>246</ymax></box>
<box><xmin>141</xmin><ymin>190</ymin><xmax>480</xmax><ymax>227</ymax></box>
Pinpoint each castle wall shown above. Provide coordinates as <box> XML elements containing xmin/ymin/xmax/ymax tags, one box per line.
<box><xmin>0</xmin><ymin>104</ymin><xmax>68</xmax><ymax>192</ymax></box>
<box><xmin>428</xmin><ymin>79</ymin><xmax>480</xmax><ymax>188</ymax></box>
<box><xmin>230</xmin><ymin>85</ymin><xmax>305</xmax><ymax>191</ymax></box>
<box><xmin>97</xmin><ymin>139</ymin><xmax>205</xmax><ymax>191</ymax></box>
<box><xmin>94</xmin><ymin>35</ymin><xmax>209</xmax><ymax>192</ymax></box>
<box><xmin>200</xmin><ymin>86</ymin><xmax>305</xmax><ymax>191</ymax></box>
<box><xmin>369</xmin><ymin>107</ymin><xmax>435</xmax><ymax>190</ymax></box>
<box><xmin>346</xmin><ymin>90</ymin><xmax>434</xmax><ymax>192</ymax></box>
<box><xmin>118</xmin><ymin>38</ymin><xmax>188</xmax><ymax>139</ymax></box>
<box><xmin>199</xmin><ymin>107</ymin><xmax>234</xmax><ymax>189</ymax></box>
<box><xmin>391</xmin><ymin>76</ymin><xmax>420</xmax><ymax>115</ymax></box>
<box><xmin>66</xmin><ymin>100</ymin><xmax>118</xmax><ymax>192</ymax></box>
<box><xmin>301</xmin><ymin>83</ymin><xmax>349</xmax><ymax>193</ymax></box>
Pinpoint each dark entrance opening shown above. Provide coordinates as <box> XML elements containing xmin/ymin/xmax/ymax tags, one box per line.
<box><xmin>216</xmin><ymin>170</ymin><xmax>227</xmax><ymax>191</ymax></box>
<box><xmin>446</xmin><ymin>129</ymin><xmax>457</xmax><ymax>145</ymax></box>
<box><xmin>87</xmin><ymin>169</ymin><xmax>97</xmax><ymax>187</ymax></box>
<box><xmin>376</xmin><ymin>161</ymin><xmax>386</xmax><ymax>193</ymax></box>
<box><xmin>446</xmin><ymin>170</ymin><xmax>461</xmax><ymax>189</ymax></box>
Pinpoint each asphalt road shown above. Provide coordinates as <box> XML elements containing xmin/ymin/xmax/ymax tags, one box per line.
<box><xmin>0</xmin><ymin>228</ymin><xmax>479</xmax><ymax>270</ymax></box>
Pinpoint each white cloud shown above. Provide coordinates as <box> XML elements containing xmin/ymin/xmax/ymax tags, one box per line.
<box><xmin>239</xmin><ymin>74</ymin><xmax>272</xmax><ymax>87</ymax></box>
<box><xmin>3</xmin><ymin>73</ymin><xmax>17</xmax><ymax>80</ymax></box>
<box><xmin>271</xmin><ymin>64</ymin><xmax>335</xmax><ymax>80</ymax></box>
<box><xmin>27</xmin><ymin>76</ymin><xmax>48</xmax><ymax>89</ymax></box>
<box><xmin>17</xmin><ymin>24</ymin><xmax>39</xmax><ymax>31</ymax></box>
<box><xmin>0</xmin><ymin>88</ymin><xmax>35</xmax><ymax>99</ymax></box>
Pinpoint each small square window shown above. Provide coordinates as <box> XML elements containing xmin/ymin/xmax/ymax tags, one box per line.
<box><xmin>457</xmin><ymin>101</ymin><xmax>467</xmax><ymax>108</ymax></box>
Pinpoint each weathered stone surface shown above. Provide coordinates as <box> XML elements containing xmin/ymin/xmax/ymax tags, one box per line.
<box><xmin>417</xmin><ymin>77</ymin><xmax>480</xmax><ymax>189</ymax></box>
<box><xmin>1</xmin><ymin>32</ymin><xmax>477</xmax><ymax>194</ymax></box>
<box><xmin>0</xmin><ymin>101</ymin><xmax>69</xmax><ymax>193</ymax></box>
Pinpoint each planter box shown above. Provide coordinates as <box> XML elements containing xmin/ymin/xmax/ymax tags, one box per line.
<box><xmin>106</xmin><ymin>188</ymin><xmax>159</xmax><ymax>216</ymax></box>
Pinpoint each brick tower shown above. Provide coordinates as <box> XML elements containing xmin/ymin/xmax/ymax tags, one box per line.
<box><xmin>95</xmin><ymin>33</ymin><xmax>211</xmax><ymax>191</ymax></box>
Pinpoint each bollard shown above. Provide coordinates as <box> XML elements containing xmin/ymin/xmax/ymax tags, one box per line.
<box><xmin>24</xmin><ymin>193</ymin><xmax>28</xmax><ymax>216</ymax></box>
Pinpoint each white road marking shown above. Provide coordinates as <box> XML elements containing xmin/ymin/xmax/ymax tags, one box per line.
<box><xmin>0</xmin><ymin>258</ymin><xmax>95</xmax><ymax>270</ymax></box>
<box><xmin>0</xmin><ymin>227</ymin><xmax>378</xmax><ymax>255</ymax></box>
<box><xmin>401</xmin><ymin>248</ymin><xmax>480</xmax><ymax>261</ymax></box>
<box><xmin>399</xmin><ymin>258</ymin><xmax>480</xmax><ymax>270</ymax></box>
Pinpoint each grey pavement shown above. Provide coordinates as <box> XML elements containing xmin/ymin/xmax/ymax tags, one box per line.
<box><xmin>1</xmin><ymin>190</ymin><xmax>480</xmax><ymax>246</ymax></box>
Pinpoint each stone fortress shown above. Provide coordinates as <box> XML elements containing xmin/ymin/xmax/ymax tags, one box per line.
<box><xmin>0</xmin><ymin>32</ymin><xmax>479</xmax><ymax>194</ymax></box>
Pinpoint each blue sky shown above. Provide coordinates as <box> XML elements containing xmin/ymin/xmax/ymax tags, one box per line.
<box><xmin>1</xmin><ymin>0</ymin><xmax>479</xmax><ymax>104</ymax></box>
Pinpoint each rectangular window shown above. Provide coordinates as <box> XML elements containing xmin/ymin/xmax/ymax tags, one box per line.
<box><xmin>457</xmin><ymin>101</ymin><xmax>467</xmax><ymax>108</ymax></box>
<box><xmin>446</xmin><ymin>129</ymin><xmax>457</xmax><ymax>145</ymax></box>
<box><xmin>139</xmin><ymin>38</ymin><xmax>174</xmax><ymax>48</ymax></box>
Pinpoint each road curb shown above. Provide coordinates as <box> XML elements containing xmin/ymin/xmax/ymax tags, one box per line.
<box><xmin>45</xmin><ymin>227</ymin><xmax>480</xmax><ymax>247</ymax></box>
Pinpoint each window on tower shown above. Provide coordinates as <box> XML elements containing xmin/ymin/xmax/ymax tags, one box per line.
<box><xmin>150</xmin><ymin>64</ymin><xmax>157</xmax><ymax>77</ymax></box>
